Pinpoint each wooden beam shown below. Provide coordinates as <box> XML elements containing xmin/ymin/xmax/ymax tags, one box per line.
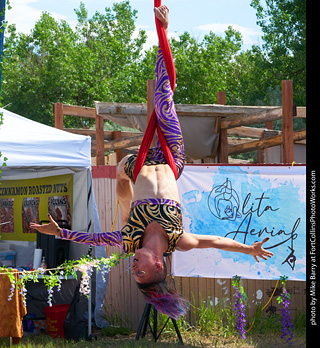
<box><xmin>54</xmin><ymin>103</ymin><xmax>64</xmax><ymax>130</ymax></box>
<box><xmin>96</xmin><ymin>101</ymin><xmax>283</xmax><ymax>118</ymax></box>
<box><xmin>104</xmin><ymin>134</ymin><xmax>144</xmax><ymax>151</ymax></box>
<box><xmin>62</xmin><ymin>104</ymin><xmax>96</xmax><ymax>118</ymax></box>
<box><xmin>96</xmin><ymin>102</ymin><xmax>147</xmax><ymax>118</ymax></box>
<box><xmin>228</xmin><ymin>137</ymin><xmax>257</xmax><ymax>146</ymax></box>
<box><xmin>95</xmin><ymin>112</ymin><xmax>105</xmax><ymax>165</ymax></box>
<box><xmin>221</xmin><ymin>107</ymin><xmax>282</xmax><ymax>129</ymax></box>
<box><xmin>227</xmin><ymin>126</ymin><xmax>265</xmax><ymax>138</ymax></box>
<box><xmin>228</xmin><ymin>129</ymin><xmax>306</xmax><ymax>156</ymax></box>
<box><xmin>63</xmin><ymin>129</ymin><xmax>141</xmax><ymax>140</ymax></box>
<box><xmin>217</xmin><ymin>91</ymin><xmax>228</xmax><ymax>163</ymax></box>
<box><xmin>282</xmin><ymin>80</ymin><xmax>294</xmax><ymax>163</ymax></box>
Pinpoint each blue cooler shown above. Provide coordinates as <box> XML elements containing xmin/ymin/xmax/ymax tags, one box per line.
<box><xmin>0</xmin><ymin>250</ymin><xmax>17</xmax><ymax>267</ymax></box>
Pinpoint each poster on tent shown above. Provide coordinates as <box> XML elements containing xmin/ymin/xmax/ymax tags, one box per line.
<box><xmin>173</xmin><ymin>165</ymin><xmax>306</xmax><ymax>281</ymax></box>
<box><xmin>0</xmin><ymin>174</ymin><xmax>73</xmax><ymax>242</ymax></box>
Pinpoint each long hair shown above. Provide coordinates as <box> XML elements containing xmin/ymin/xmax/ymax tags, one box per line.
<box><xmin>136</xmin><ymin>259</ymin><xmax>189</xmax><ymax>320</ymax></box>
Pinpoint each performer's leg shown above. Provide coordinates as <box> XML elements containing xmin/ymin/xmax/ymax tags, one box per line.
<box><xmin>154</xmin><ymin>47</ymin><xmax>185</xmax><ymax>177</ymax></box>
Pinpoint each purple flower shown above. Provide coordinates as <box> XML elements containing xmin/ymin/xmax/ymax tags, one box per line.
<box><xmin>20</xmin><ymin>285</ymin><xmax>27</xmax><ymax>307</ymax></box>
<box><xmin>47</xmin><ymin>286</ymin><xmax>54</xmax><ymax>306</ymax></box>
<box><xmin>280</xmin><ymin>288</ymin><xmax>293</xmax><ymax>345</ymax></box>
<box><xmin>8</xmin><ymin>280</ymin><xmax>16</xmax><ymax>301</ymax></box>
<box><xmin>234</xmin><ymin>289</ymin><xmax>246</xmax><ymax>340</ymax></box>
<box><xmin>56</xmin><ymin>278</ymin><xmax>62</xmax><ymax>292</ymax></box>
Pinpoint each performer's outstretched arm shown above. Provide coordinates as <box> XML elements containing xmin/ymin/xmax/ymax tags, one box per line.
<box><xmin>176</xmin><ymin>233</ymin><xmax>274</xmax><ymax>263</ymax></box>
<box><xmin>30</xmin><ymin>214</ymin><xmax>123</xmax><ymax>248</ymax></box>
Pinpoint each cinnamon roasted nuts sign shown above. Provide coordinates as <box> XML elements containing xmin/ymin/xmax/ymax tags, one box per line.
<box><xmin>0</xmin><ymin>174</ymin><xmax>73</xmax><ymax>241</ymax></box>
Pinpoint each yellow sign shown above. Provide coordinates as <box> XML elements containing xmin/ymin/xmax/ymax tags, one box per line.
<box><xmin>0</xmin><ymin>174</ymin><xmax>73</xmax><ymax>241</ymax></box>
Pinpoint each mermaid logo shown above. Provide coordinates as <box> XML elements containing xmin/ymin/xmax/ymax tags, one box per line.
<box><xmin>208</xmin><ymin>178</ymin><xmax>242</xmax><ymax>221</ymax></box>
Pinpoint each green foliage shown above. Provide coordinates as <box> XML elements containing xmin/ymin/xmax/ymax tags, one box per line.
<box><xmin>2</xmin><ymin>1</ymin><xmax>147</xmax><ymax>127</ymax></box>
<box><xmin>172</xmin><ymin>28</ymin><xmax>243</xmax><ymax>105</ymax></box>
<box><xmin>0</xmin><ymin>251</ymin><xmax>131</xmax><ymax>304</ymax></box>
<box><xmin>250</xmin><ymin>0</ymin><xmax>306</xmax><ymax>106</ymax></box>
<box><xmin>232</xmin><ymin>275</ymin><xmax>247</xmax><ymax>302</ymax></box>
<box><xmin>1</xmin><ymin>0</ymin><xmax>306</xmax><ymax>132</ymax></box>
<box><xmin>0</xmin><ymin>108</ymin><xmax>8</xmax><ymax>184</ymax></box>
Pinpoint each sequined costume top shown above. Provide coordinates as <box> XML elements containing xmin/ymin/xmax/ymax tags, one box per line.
<box><xmin>59</xmin><ymin>46</ymin><xmax>185</xmax><ymax>254</ymax></box>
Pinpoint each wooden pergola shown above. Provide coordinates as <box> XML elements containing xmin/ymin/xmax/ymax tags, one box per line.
<box><xmin>54</xmin><ymin>79</ymin><xmax>306</xmax><ymax>165</ymax></box>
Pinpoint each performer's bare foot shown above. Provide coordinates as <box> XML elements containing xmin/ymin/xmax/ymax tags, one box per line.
<box><xmin>154</xmin><ymin>5</ymin><xmax>169</xmax><ymax>35</ymax></box>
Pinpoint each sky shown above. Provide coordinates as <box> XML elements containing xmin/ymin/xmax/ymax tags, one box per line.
<box><xmin>5</xmin><ymin>0</ymin><xmax>264</xmax><ymax>51</ymax></box>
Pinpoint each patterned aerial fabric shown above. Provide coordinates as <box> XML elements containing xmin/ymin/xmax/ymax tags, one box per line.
<box><xmin>133</xmin><ymin>0</ymin><xmax>181</xmax><ymax>182</ymax></box>
<box><xmin>124</xmin><ymin>47</ymin><xmax>185</xmax><ymax>185</ymax></box>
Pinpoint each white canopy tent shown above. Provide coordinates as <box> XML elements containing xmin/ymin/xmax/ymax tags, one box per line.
<box><xmin>0</xmin><ymin>107</ymin><xmax>91</xmax><ymax>261</ymax></box>
<box><xmin>0</xmin><ymin>108</ymin><xmax>108</xmax><ymax>328</ymax></box>
<box><xmin>0</xmin><ymin>108</ymin><xmax>91</xmax><ymax>169</ymax></box>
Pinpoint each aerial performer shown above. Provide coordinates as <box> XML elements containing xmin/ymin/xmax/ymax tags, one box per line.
<box><xmin>31</xmin><ymin>3</ymin><xmax>274</xmax><ymax>319</ymax></box>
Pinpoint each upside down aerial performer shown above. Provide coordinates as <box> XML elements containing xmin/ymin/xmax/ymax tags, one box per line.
<box><xmin>31</xmin><ymin>2</ymin><xmax>274</xmax><ymax>319</ymax></box>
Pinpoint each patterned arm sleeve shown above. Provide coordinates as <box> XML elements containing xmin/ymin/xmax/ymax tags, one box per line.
<box><xmin>60</xmin><ymin>228</ymin><xmax>123</xmax><ymax>248</ymax></box>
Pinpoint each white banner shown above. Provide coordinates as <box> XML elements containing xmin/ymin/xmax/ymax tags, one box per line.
<box><xmin>173</xmin><ymin>165</ymin><xmax>306</xmax><ymax>281</ymax></box>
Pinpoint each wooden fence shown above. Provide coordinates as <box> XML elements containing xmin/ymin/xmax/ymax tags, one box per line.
<box><xmin>92</xmin><ymin>166</ymin><xmax>306</xmax><ymax>331</ymax></box>
<box><xmin>54</xmin><ymin>80</ymin><xmax>306</xmax><ymax>165</ymax></box>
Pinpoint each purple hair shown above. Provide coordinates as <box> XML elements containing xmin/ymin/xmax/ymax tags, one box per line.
<box><xmin>137</xmin><ymin>278</ymin><xmax>189</xmax><ymax>320</ymax></box>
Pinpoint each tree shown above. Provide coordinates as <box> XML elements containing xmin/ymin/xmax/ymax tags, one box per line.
<box><xmin>2</xmin><ymin>1</ymin><xmax>147</xmax><ymax>127</ymax></box>
<box><xmin>139</xmin><ymin>28</ymin><xmax>243</xmax><ymax>105</ymax></box>
<box><xmin>250</xmin><ymin>0</ymin><xmax>306</xmax><ymax>106</ymax></box>
<box><xmin>1</xmin><ymin>0</ymin><xmax>305</xmax><ymax>129</ymax></box>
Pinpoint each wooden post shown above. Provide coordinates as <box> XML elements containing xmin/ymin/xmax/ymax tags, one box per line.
<box><xmin>256</xmin><ymin>149</ymin><xmax>264</xmax><ymax>164</ymax></box>
<box><xmin>217</xmin><ymin>91</ymin><xmax>228</xmax><ymax>163</ymax></box>
<box><xmin>112</xmin><ymin>130</ymin><xmax>122</xmax><ymax>163</ymax></box>
<box><xmin>95</xmin><ymin>112</ymin><xmax>105</xmax><ymax>165</ymax></box>
<box><xmin>260</xmin><ymin>120</ymin><xmax>274</xmax><ymax>163</ymax></box>
<box><xmin>282</xmin><ymin>80</ymin><xmax>294</xmax><ymax>164</ymax></box>
<box><xmin>257</xmin><ymin>120</ymin><xmax>274</xmax><ymax>163</ymax></box>
<box><xmin>54</xmin><ymin>103</ymin><xmax>64</xmax><ymax>130</ymax></box>
<box><xmin>147</xmin><ymin>79</ymin><xmax>156</xmax><ymax>147</ymax></box>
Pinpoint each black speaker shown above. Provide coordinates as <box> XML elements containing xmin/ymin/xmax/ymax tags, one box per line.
<box><xmin>36</xmin><ymin>220</ymin><xmax>71</xmax><ymax>268</ymax></box>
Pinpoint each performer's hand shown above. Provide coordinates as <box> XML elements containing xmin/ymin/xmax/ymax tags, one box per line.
<box><xmin>249</xmin><ymin>237</ymin><xmax>274</xmax><ymax>262</ymax></box>
<box><xmin>154</xmin><ymin>5</ymin><xmax>169</xmax><ymax>34</ymax></box>
<box><xmin>30</xmin><ymin>214</ymin><xmax>61</xmax><ymax>237</ymax></box>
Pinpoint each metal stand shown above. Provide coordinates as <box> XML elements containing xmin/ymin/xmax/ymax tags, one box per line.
<box><xmin>135</xmin><ymin>303</ymin><xmax>183</xmax><ymax>344</ymax></box>
<box><xmin>87</xmin><ymin>245</ymin><xmax>96</xmax><ymax>341</ymax></box>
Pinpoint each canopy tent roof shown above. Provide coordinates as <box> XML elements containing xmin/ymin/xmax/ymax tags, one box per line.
<box><xmin>0</xmin><ymin>108</ymin><xmax>91</xmax><ymax>168</ymax></box>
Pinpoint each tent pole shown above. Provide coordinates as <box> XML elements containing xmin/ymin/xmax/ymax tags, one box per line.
<box><xmin>0</xmin><ymin>0</ymin><xmax>6</xmax><ymax>96</ymax></box>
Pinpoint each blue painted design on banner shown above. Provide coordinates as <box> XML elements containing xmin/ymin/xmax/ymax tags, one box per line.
<box><xmin>178</xmin><ymin>166</ymin><xmax>306</xmax><ymax>280</ymax></box>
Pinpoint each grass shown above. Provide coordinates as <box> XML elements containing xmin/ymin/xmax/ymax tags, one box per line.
<box><xmin>0</xmin><ymin>310</ymin><xmax>306</xmax><ymax>348</ymax></box>
<box><xmin>0</xmin><ymin>296</ymin><xmax>306</xmax><ymax>348</ymax></box>
<box><xmin>0</xmin><ymin>328</ymin><xmax>306</xmax><ymax>348</ymax></box>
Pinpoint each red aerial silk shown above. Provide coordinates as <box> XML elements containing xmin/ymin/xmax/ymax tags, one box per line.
<box><xmin>133</xmin><ymin>0</ymin><xmax>178</xmax><ymax>183</ymax></box>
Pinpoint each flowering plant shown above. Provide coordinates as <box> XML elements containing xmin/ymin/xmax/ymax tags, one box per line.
<box><xmin>277</xmin><ymin>275</ymin><xmax>293</xmax><ymax>345</ymax></box>
<box><xmin>232</xmin><ymin>275</ymin><xmax>247</xmax><ymax>340</ymax></box>
<box><xmin>0</xmin><ymin>251</ymin><xmax>131</xmax><ymax>307</ymax></box>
